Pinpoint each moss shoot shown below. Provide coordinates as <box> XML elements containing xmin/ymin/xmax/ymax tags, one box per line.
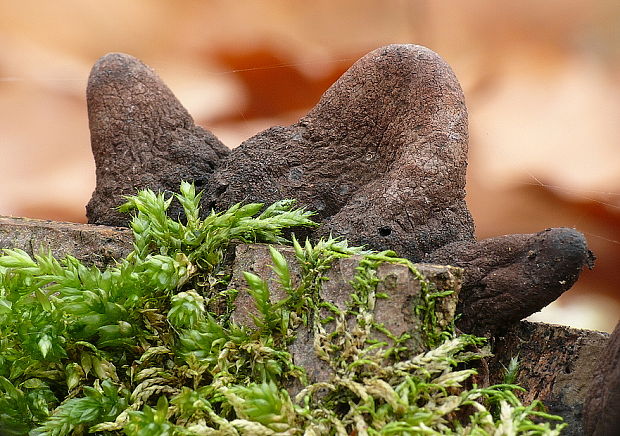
<box><xmin>0</xmin><ymin>183</ymin><xmax>565</xmax><ymax>435</ymax></box>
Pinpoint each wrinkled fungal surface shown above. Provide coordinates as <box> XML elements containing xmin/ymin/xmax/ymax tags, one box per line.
<box><xmin>85</xmin><ymin>44</ymin><xmax>594</xmax><ymax>335</ymax></box>
<box><xmin>206</xmin><ymin>45</ymin><xmax>474</xmax><ymax>261</ymax></box>
<box><xmin>86</xmin><ymin>53</ymin><xmax>230</xmax><ymax>226</ymax></box>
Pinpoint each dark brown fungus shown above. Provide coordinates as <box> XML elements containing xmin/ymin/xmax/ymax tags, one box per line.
<box><xmin>86</xmin><ymin>45</ymin><xmax>594</xmax><ymax>335</ymax></box>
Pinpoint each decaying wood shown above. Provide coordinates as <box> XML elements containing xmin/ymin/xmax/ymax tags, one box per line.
<box><xmin>488</xmin><ymin>321</ymin><xmax>610</xmax><ymax>436</ymax></box>
<box><xmin>0</xmin><ymin>215</ymin><xmax>132</xmax><ymax>267</ymax></box>
<box><xmin>228</xmin><ymin>243</ymin><xmax>462</xmax><ymax>393</ymax></box>
<box><xmin>0</xmin><ymin>216</ymin><xmax>613</xmax><ymax>433</ymax></box>
<box><xmin>583</xmin><ymin>321</ymin><xmax>620</xmax><ymax>436</ymax></box>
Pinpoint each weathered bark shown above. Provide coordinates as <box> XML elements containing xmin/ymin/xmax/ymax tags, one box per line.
<box><xmin>488</xmin><ymin>321</ymin><xmax>611</xmax><ymax>436</ymax></box>
<box><xmin>583</xmin><ymin>321</ymin><xmax>620</xmax><ymax>436</ymax></box>
<box><xmin>0</xmin><ymin>216</ymin><xmax>132</xmax><ymax>267</ymax></box>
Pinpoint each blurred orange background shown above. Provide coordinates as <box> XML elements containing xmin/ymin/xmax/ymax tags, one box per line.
<box><xmin>0</xmin><ymin>1</ymin><xmax>618</xmax><ymax>331</ymax></box>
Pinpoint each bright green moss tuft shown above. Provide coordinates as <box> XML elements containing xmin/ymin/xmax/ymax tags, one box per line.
<box><xmin>0</xmin><ymin>183</ymin><xmax>565</xmax><ymax>435</ymax></box>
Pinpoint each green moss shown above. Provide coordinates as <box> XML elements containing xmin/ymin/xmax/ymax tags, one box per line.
<box><xmin>0</xmin><ymin>183</ymin><xmax>566</xmax><ymax>435</ymax></box>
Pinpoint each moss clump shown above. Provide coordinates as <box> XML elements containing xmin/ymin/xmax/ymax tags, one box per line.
<box><xmin>0</xmin><ymin>183</ymin><xmax>565</xmax><ymax>435</ymax></box>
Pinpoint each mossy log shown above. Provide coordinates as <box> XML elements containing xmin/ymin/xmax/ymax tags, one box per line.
<box><xmin>0</xmin><ymin>215</ymin><xmax>612</xmax><ymax>435</ymax></box>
